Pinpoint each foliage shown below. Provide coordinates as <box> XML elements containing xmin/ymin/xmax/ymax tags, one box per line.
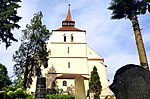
<box><xmin>108</xmin><ymin>0</ymin><xmax>150</xmax><ymax>20</ymax></box>
<box><xmin>0</xmin><ymin>0</ymin><xmax>22</xmax><ymax>48</ymax></box>
<box><xmin>138</xmin><ymin>0</ymin><xmax>150</xmax><ymax>14</ymax></box>
<box><xmin>13</xmin><ymin>11</ymin><xmax>50</xmax><ymax>89</ymax></box>
<box><xmin>46</xmin><ymin>94</ymin><xmax>75</xmax><ymax>99</ymax></box>
<box><xmin>0</xmin><ymin>80</ymin><xmax>33</xmax><ymax>99</ymax></box>
<box><xmin>51</xmin><ymin>79</ymin><xmax>58</xmax><ymax>94</ymax></box>
<box><xmin>47</xmin><ymin>79</ymin><xmax>59</xmax><ymax>94</ymax></box>
<box><xmin>89</xmin><ymin>66</ymin><xmax>102</xmax><ymax>99</ymax></box>
<box><xmin>0</xmin><ymin>63</ymin><xmax>12</xmax><ymax>90</ymax></box>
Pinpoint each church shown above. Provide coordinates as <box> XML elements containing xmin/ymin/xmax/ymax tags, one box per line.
<box><xmin>29</xmin><ymin>5</ymin><xmax>110</xmax><ymax>99</ymax></box>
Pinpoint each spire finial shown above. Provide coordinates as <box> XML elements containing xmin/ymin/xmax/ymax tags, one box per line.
<box><xmin>62</xmin><ymin>4</ymin><xmax>75</xmax><ymax>27</ymax></box>
<box><xmin>68</xmin><ymin>4</ymin><xmax>70</xmax><ymax>12</ymax></box>
<box><xmin>65</xmin><ymin>4</ymin><xmax>72</xmax><ymax>21</ymax></box>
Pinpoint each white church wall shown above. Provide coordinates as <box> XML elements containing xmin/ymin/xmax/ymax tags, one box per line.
<box><xmin>50</xmin><ymin>31</ymin><xmax>86</xmax><ymax>43</ymax></box>
<box><xmin>57</xmin><ymin>79</ymin><xmax>75</xmax><ymax>93</ymax></box>
<box><xmin>48</xmin><ymin>58</ymin><xmax>88</xmax><ymax>74</ymax></box>
<box><xmin>56</xmin><ymin>79</ymin><xmax>89</xmax><ymax>95</ymax></box>
<box><xmin>47</xmin><ymin>43</ymin><xmax>87</xmax><ymax>57</ymax></box>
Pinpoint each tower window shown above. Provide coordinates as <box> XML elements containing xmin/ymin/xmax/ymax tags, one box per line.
<box><xmin>67</xmin><ymin>47</ymin><xmax>69</xmax><ymax>54</ymax></box>
<box><xmin>64</xmin><ymin>34</ymin><xmax>66</xmax><ymax>42</ymax></box>
<box><xmin>71</xmin><ymin>34</ymin><xmax>74</xmax><ymax>42</ymax></box>
<box><xmin>63</xmin><ymin>81</ymin><xmax>67</xmax><ymax>86</ymax></box>
<box><xmin>68</xmin><ymin>62</ymin><xmax>70</xmax><ymax>68</ymax></box>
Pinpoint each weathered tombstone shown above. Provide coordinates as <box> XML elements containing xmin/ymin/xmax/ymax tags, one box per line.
<box><xmin>35</xmin><ymin>76</ymin><xmax>46</xmax><ymax>99</ymax></box>
<box><xmin>110</xmin><ymin>64</ymin><xmax>150</xmax><ymax>99</ymax></box>
<box><xmin>75</xmin><ymin>76</ymin><xmax>86</xmax><ymax>99</ymax></box>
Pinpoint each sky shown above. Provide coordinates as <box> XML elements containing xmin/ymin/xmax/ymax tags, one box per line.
<box><xmin>0</xmin><ymin>0</ymin><xmax>150</xmax><ymax>83</ymax></box>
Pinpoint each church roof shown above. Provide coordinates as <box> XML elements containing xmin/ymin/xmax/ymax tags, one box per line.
<box><xmin>56</xmin><ymin>26</ymin><xmax>81</xmax><ymax>31</ymax></box>
<box><xmin>54</xmin><ymin>4</ymin><xmax>84</xmax><ymax>31</ymax></box>
<box><xmin>55</xmin><ymin>73</ymin><xmax>89</xmax><ymax>80</ymax></box>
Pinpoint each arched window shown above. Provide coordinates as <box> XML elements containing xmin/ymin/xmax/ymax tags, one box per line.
<box><xmin>63</xmin><ymin>81</ymin><xmax>67</xmax><ymax>86</ymax></box>
<box><xmin>63</xmin><ymin>34</ymin><xmax>66</xmax><ymax>42</ymax></box>
<box><xmin>71</xmin><ymin>34</ymin><xmax>73</xmax><ymax>42</ymax></box>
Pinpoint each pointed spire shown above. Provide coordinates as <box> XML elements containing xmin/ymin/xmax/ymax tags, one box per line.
<box><xmin>56</xmin><ymin>4</ymin><xmax>83</xmax><ymax>31</ymax></box>
<box><xmin>62</xmin><ymin>4</ymin><xmax>75</xmax><ymax>27</ymax></box>
<box><xmin>65</xmin><ymin>4</ymin><xmax>72</xmax><ymax>21</ymax></box>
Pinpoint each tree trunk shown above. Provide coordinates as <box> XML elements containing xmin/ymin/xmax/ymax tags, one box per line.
<box><xmin>131</xmin><ymin>12</ymin><xmax>149</xmax><ymax>70</ymax></box>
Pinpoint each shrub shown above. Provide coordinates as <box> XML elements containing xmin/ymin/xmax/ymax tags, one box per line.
<box><xmin>46</xmin><ymin>94</ymin><xmax>75</xmax><ymax>99</ymax></box>
<box><xmin>1</xmin><ymin>86</ymin><xmax>33</xmax><ymax>99</ymax></box>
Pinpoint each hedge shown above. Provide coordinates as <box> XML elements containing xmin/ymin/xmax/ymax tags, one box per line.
<box><xmin>46</xmin><ymin>94</ymin><xmax>75</xmax><ymax>99</ymax></box>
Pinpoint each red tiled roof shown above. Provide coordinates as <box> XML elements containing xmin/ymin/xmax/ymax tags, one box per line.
<box><xmin>56</xmin><ymin>26</ymin><xmax>81</xmax><ymax>31</ymax></box>
<box><xmin>56</xmin><ymin>73</ymin><xmax>89</xmax><ymax>80</ymax></box>
<box><xmin>88</xmin><ymin>58</ymin><xmax>104</xmax><ymax>61</ymax></box>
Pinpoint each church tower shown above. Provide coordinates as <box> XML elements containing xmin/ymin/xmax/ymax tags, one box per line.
<box><xmin>29</xmin><ymin>5</ymin><xmax>110</xmax><ymax>99</ymax></box>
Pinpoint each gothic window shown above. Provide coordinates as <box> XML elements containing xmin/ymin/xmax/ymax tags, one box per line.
<box><xmin>63</xmin><ymin>81</ymin><xmax>67</xmax><ymax>86</ymax></box>
<box><xmin>71</xmin><ymin>34</ymin><xmax>73</xmax><ymax>42</ymax></box>
<box><xmin>63</xmin><ymin>34</ymin><xmax>66</xmax><ymax>42</ymax></box>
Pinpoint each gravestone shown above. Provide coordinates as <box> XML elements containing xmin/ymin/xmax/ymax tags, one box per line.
<box><xmin>110</xmin><ymin>64</ymin><xmax>150</xmax><ymax>99</ymax></box>
<box><xmin>75</xmin><ymin>76</ymin><xmax>86</xmax><ymax>99</ymax></box>
<box><xmin>35</xmin><ymin>76</ymin><xmax>46</xmax><ymax>99</ymax></box>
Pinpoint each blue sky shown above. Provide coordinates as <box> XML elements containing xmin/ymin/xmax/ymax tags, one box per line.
<box><xmin>0</xmin><ymin>0</ymin><xmax>150</xmax><ymax>83</ymax></box>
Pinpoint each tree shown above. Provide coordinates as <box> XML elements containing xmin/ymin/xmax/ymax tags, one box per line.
<box><xmin>0</xmin><ymin>63</ymin><xmax>12</xmax><ymax>90</ymax></box>
<box><xmin>89</xmin><ymin>66</ymin><xmax>102</xmax><ymax>99</ymax></box>
<box><xmin>51</xmin><ymin>79</ymin><xmax>57</xmax><ymax>94</ymax></box>
<box><xmin>13</xmin><ymin>11</ymin><xmax>50</xmax><ymax>89</ymax></box>
<box><xmin>0</xmin><ymin>0</ymin><xmax>22</xmax><ymax>48</ymax></box>
<box><xmin>108</xmin><ymin>0</ymin><xmax>150</xmax><ymax>70</ymax></box>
